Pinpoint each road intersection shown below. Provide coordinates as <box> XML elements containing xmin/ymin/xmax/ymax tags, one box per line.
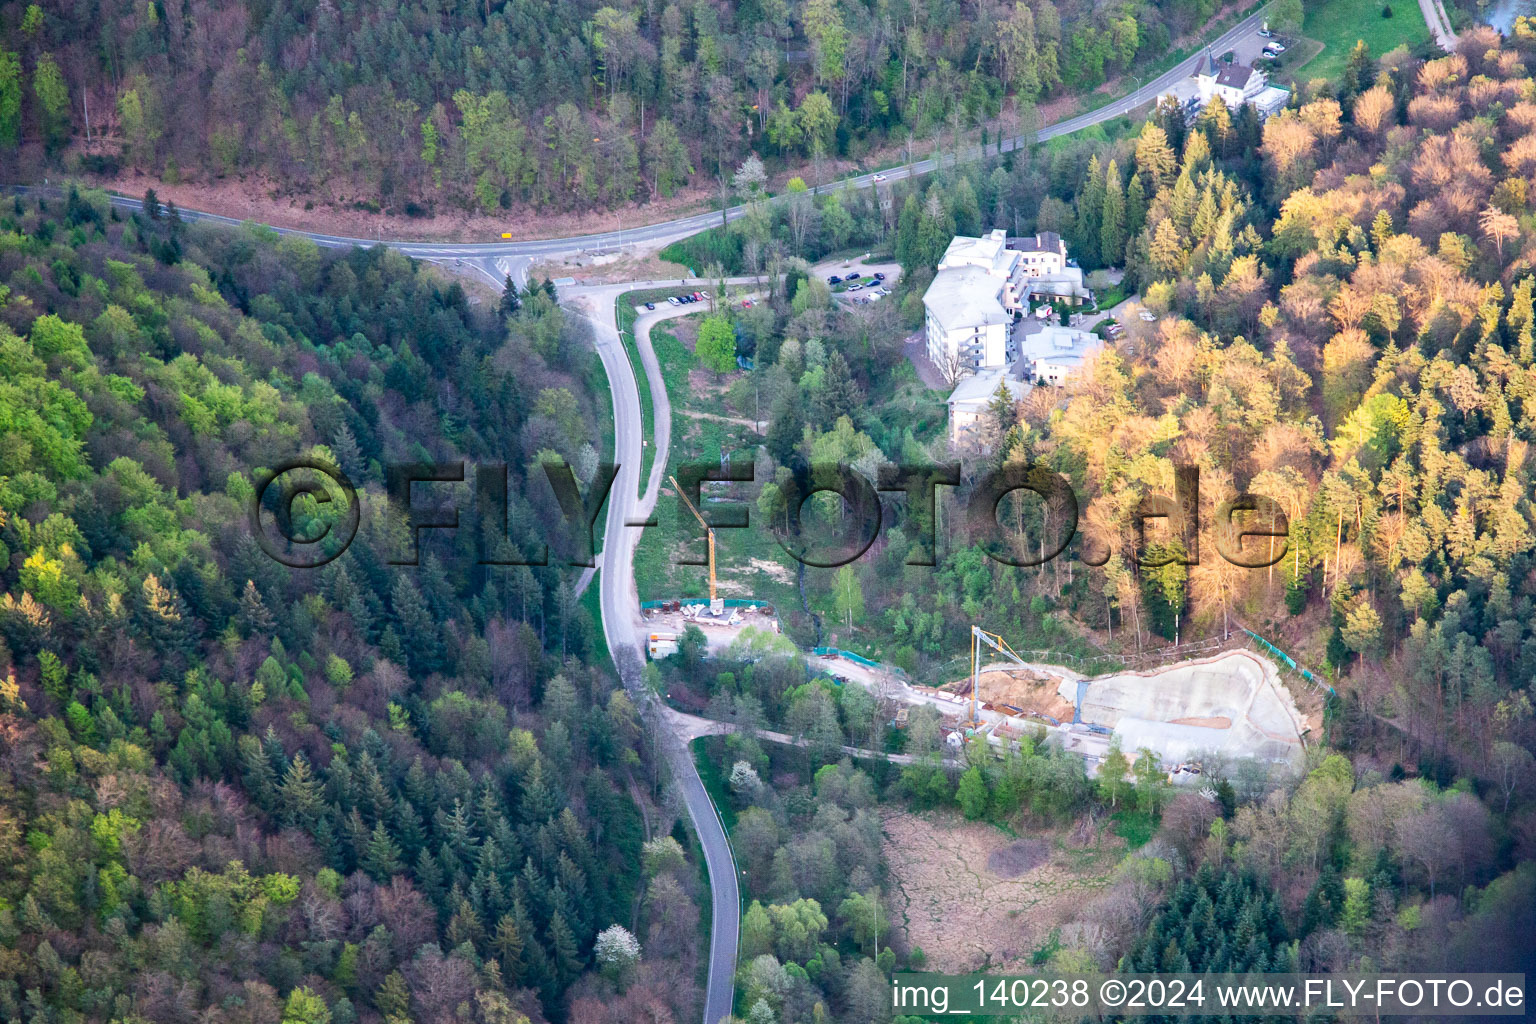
<box><xmin>7</xmin><ymin>17</ymin><xmax>1287</xmax><ymax>1017</ymax></box>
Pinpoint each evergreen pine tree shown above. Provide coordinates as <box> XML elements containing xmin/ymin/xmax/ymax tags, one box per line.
<box><xmin>1099</xmin><ymin>159</ymin><xmax>1125</xmax><ymax>269</ymax></box>
<box><xmin>331</xmin><ymin>422</ymin><xmax>364</xmax><ymax>479</ymax></box>
<box><xmin>547</xmin><ymin>910</ymin><xmax>584</xmax><ymax>984</ymax></box>
<box><xmin>1125</xmin><ymin>173</ymin><xmax>1147</xmax><ymax>245</ymax></box>
<box><xmin>362</xmin><ymin>821</ymin><xmax>403</xmax><ymax>880</ymax></box>
<box><xmin>389</xmin><ymin>576</ymin><xmax>441</xmax><ymax>672</ymax></box>
<box><xmin>493</xmin><ymin>912</ymin><xmax>526</xmax><ymax>984</ymax></box>
<box><xmin>279</xmin><ymin>753</ymin><xmax>325</xmax><ymax>826</ymax></box>
<box><xmin>499</xmin><ymin>274</ymin><xmax>522</xmax><ymax>317</ymax></box>
<box><xmin>237</xmin><ymin>579</ymin><xmax>276</xmax><ymax>637</ymax></box>
<box><xmin>1075</xmin><ymin>155</ymin><xmax>1105</xmax><ymax>266</ymax></box>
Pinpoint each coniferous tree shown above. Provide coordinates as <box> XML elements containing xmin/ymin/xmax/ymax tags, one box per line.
<box><xmin>362</xmin><ymin>822</ymin><xmax>404</xmax><ymax>880</ymax></box>
<box><xmin>499</xmin><ymin>274</ymin><xmax>522</xmax><ymax>317</ymax></box>
<box><xmin>1100</xmin><ymin>159</ymin><xmax>1126</xmax><ymax>269</ymax></box>
<box><xmin>1075</xmin><ymin>155</ymin><xmax>1106</xmax><ymax>266</ymax></box>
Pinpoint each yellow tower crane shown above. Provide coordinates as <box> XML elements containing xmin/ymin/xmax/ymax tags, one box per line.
<box><xmin>670</xmin><ymin>475</ymin><xmax>722</xmax><ymax>614</ymax></box>
<box><xmin>967</xmin><ymin>625</ymin><xmax>1029</xmax><ymax>732</ymax></box>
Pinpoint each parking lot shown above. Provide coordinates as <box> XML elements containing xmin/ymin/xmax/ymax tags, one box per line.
<box><xmin>810</xmin><ymin>256</ymin><xmax>902</xmax><ymax>306</ymax></box>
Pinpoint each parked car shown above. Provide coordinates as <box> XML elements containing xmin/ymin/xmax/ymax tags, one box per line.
<box><xmin>848</xmin><ymin>283</ymin><xmax>863</xmax><ymax>292</ymax></box>
<box><xmin>846</xmin><ymin>271</ymin><xmax>861</xmax><ymax>279</ymax></box>
<box><xmin>1138</xmin><ymin>310</ymin><xmax>1157</xmax><ymax>322</ymax></box>
<box><xmin>667</xmin><ymin>297</ymin><xmax>680</xmax><ymax>306</ymax></box>
<box><xmin>741</xmin><ymin>298</ymin><xmax>754</xmax><ymax>308</ymax></box>
<box><xmin>1258</xmin><ymin>27</ymin><xmax>1272</xmax><ymax>37</ymax></box>
<box><xmin>644</xmin><ymin>301</ymin><xmax>656</xmax><ymax>310</ymax></box>
<box><xmin>872</xmin><ymin>272</ymin><xmax>885</xmax><ymax>281</ymax></box>
<box><xmin>698</xmin><ymin>291</ymin><xmax>710</xmax><ymax>299</ymax></box>
<box><xmin>828</xmin><ymin>275</ymin><xmax>842</xmax><ymax>284</ymax></box>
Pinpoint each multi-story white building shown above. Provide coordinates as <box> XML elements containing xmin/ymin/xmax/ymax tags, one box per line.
<box><xmin>1009</xmin><ymin>231</ymin><xmax>1068</xmax><ymax>277</ymax></box>
<box><xmin>1016</xmin><ymin>325</ymin><xmax>1104</xmax><ymax>386</ymax></box>
<box><xmin>946</xmin><ymin>366</ymin><xmax>1029</xmax><ymax>445</ymax></box>
<box><xmin>922</xmin><ymin>228</ymin><xmax>1027</xmax><ymax>378</ymax></box>
<box><xmin>1188</xmin><ymin>53</ymin><xmax>1291</xmax><ymax>119</ymax></box>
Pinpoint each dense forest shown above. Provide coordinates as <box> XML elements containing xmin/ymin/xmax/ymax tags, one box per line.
<box><xmin>691</xmin><ymin>28</ymin><xmax>1536</xmax><ymax>788</ymax></box>
<box><xmin>0</xmin><ymin>0</ymin><xmax>1277</xmax><ymax>216</ymax></box>
<box><xmin>637</xmin><ymin>23</ymin><xmax>1536</xmax><ymax>993</ymax></box>
<box><xmin>0</xmin><ymin>190</ymin><xmax>713</xmax><ymax>1024</ymax></box>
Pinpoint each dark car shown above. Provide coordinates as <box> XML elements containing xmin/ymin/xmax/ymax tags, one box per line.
<box><xmin>846</xmin><ymin>271</ymin><xmax>861</xmax><ymax>280</ymax></box>
<box><xmin>828</xmin><ymin>275</ymin><xmax>842</xmax><ymax>285</ymax></box>
<box><xmin>872</xmin><ymin>272</ymin><xmax>885</xmax><ymax>281</ymax></box>
<box><xmin>644</xmin><ymin>301</ymin><xmax>656</xmax><ymax>310</ymax></box>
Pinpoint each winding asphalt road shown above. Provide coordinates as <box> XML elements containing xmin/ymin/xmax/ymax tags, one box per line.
<box><xmin>566</xmin><ymin>280</ymin><xmax>753</xmax><ymax>1024</ymax></box>
<box><xmin>20</xmin><ymin>3</ymin><xmax>1271</xmax><ymax>288</ymax></box>
<box><xmin>9</xmin><ymin>16</ymin><xmax>1279</xmax><ymax>1016</ymax></box>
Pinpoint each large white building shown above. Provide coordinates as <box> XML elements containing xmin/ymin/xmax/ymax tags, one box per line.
<box><xmin>922</xmin><ymin>229</ymin><xmax>1027</xmax><ymax>377</ymax></box>
<box><xmin>1016</xmin><ymin>325</ymin><xmax>1104</xmax><ymax>386</ymax></box>
<box><xmin>1163</xmin><ymin>53</ymin><xmax>1291</xmax><ymax>121</ymax></box>
<box><xmin>946</xmin><ymin>366</ymin><xmax>1030</xmax><ymax>444</ymax></box>
<box><xmin>1009</xmin><ymin>231</ymin><xmax>1068</xmax><ymax>277</ymax></box>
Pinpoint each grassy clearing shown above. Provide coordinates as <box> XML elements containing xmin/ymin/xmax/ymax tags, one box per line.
<box><xmin>579</xmin><ymin>577</ymin><xmax>610</xmax><ymax>670</ymax></box>
<box><xmin>1111</xmin><ymin>808</ymin><xmax>1158</xmax><ymax>849</ymax></box>
<box><xmin>1295</xmin><ymin>0</ymin><xmax>1429</xmax><ymax>83</ymax></box>
<box><xmin>691</xmin><ymin>736</ymin><xmax>739</xmax><ymax>832</ymax></box>
<box><xmin>616</xmin><ymin>289</ymin><xmax>681</xmax><ymax>485</ymax></box>
<box><xmin>631</xmin><ymin>319</ymin><xmax>807</xmax><ymax>625</ymax></box>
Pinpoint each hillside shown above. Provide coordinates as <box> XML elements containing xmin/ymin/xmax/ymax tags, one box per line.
<box><xmin>0</xmin><ymin>190</ymin><xmax>702</xmax><ymax>1024</ymax></box>
<box><xmin>3</xmin><ymin>0</ymin><xmax>1262</xmax><ymax>221</ymax></box>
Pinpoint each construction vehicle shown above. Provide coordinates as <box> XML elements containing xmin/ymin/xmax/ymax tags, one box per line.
<box><xmin>670</xmin><ymin>475</ymin><xmax>724</xmax><ymax>615</ymax></box>
<box><xmin>967</xmin><ymin>625</ymin><xmax>1031</xmax><ymax>731</ymax></box>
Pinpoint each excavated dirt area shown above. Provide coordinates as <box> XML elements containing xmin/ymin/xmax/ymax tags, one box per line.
<box><xmin>882</xmin><ymin>810</ymin><xmax>1119</xmax><ymax>972</ymax></box>
<box><xmin>944</xmin><ymin>666</ymin><xmax>1076</xmax><ymax>722</ymax></box>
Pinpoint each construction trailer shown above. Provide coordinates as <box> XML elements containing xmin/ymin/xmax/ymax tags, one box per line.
<box><xmin>647</xmin><ymin>632</ymin><xmax>680</xmax><ymax>659</ymax></box>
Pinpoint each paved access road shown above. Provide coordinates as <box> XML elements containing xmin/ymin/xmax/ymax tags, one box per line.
<box><xmin>563</xmin><ymin>278</ymin><xmax>758</xmax><ymax>1024</ymax></box>
<box><xmin>9</xmin><ymin>16</ymin><xmax>1278</xmax><ymax>1012</ymax></box>
<box><xmin>20</xmin><ymin>3</ymin><xmax>1272</xmax><ymax>285</ymax></box>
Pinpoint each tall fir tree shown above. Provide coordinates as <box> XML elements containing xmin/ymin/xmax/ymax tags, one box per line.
<box><xmin>1100</xmin><ymin>159</ymin><xmax>1125</xmax><ymax>270</ymax></box>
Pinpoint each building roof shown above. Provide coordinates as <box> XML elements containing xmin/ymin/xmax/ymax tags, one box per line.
<box><xmin>1009</xmin><ymin>231</ymin><xmax>1065</xmax><ymax>255</ymax></box>
<box><xmin>1022</xmin><ymin>267</ymin><xmax>1087</xmax><ymax>297</ymax></box>
<box><xmin>1214</xmin><ymin>63</ymin><xmax>1258</xmax><ymax>89</ymax></box>
<box><xmin>939</xmin><ymin>228</ymin><xmax>1019</xmax><ymax>277</ymax></box>
<box><xmin>922</xmin><ymin>265</ymin><xmax>1009</xmax><ymax>331</ymax></box>
<box><xmin>1252</xmin><ymin>85</ymin><xmax>1290</xmax><ymax>115</ymax></box>
<box><xmin>1016</xmin><ymin>325</ymin><xmax>1102</xmax><ymax>368</ymax></box>
<box><xmin>947</xmin><ymin>365</ymin><xmax>1029</xmax><ymax>409</ymax></box>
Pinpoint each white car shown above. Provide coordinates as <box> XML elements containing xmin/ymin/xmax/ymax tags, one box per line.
<box><xmin>872</xmin><ymin>173</ymin><xmax>887</xmax><ymax>183</ymax></box>
<box><xmin>1138</xmin><ymin>310</ymin><xmax>1157</xmax><ymax>322</ymax></box>
<box><xmin>667</xmin><ymin>296</ymin><xmax>681</xmax><ymax>306</ymax></box>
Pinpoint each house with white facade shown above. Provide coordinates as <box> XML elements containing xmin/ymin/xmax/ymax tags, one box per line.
<box><xmin>922</xmin><ymin>228</ymin><xmax>1027</xmax><ymax>377</ymax></box>
<box><xmin>1177</xmin><ymin>53</ymin><xmax>1291</xmax><ymax>120</ymax></box>
<box><xmin>1009</xmin><ymin>231</ymin><xmax>1067</xmax><ymax>276</ymax></box>
<box><xmin>1016</xmin><ymin>325</ymin><xmax>1104</xmax><ymax>386</ymax></box>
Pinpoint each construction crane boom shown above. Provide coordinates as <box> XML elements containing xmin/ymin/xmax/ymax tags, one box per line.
<box><xmin>969</xmin><ymin>625</ymin><xmax>1029</xmax><ymax>730</ymax></box>
<box><xmin>669</xmin><ymin>475</ymin><xmax>717</xmax><ymax>605</ymax></box>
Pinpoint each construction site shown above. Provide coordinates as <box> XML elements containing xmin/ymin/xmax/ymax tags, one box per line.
<box><xmin>643</xmin><ymin>474</ymin><xmax>780</xmax><ymax>658</ymax></box>
<box><xmin>895</xmin><ymin>627</ymin><xmax>1313</xmax><ymax>778</ymax></box>
<box><xmin>644</xmin><ymin>474</ymin><xmax>1315</xmax><ymax>777</ymax></box>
